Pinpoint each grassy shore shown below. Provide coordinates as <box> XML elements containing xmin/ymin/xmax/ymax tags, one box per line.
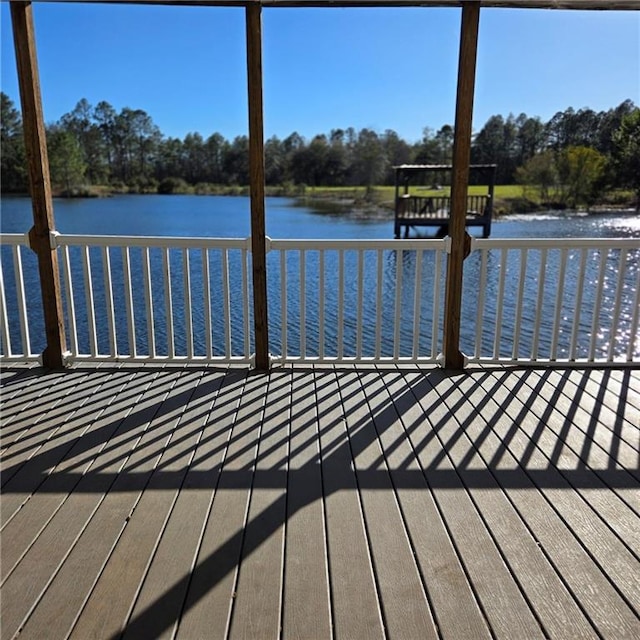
<box><xmin>42</xmin><ymin>182</ymin><xmax>635</xmax><ymax>215</ymax></box>
<box><xmin>302</xmin><ymin>184</ymin><xmax>635</xmax><ymax>216</ymax></box>
<box><xmin>48</xmin><ymin>183</ymin><xmax>306</xmax><ymax>199</ymax></box>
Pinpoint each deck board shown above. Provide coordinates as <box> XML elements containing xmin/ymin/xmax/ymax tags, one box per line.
<box><xmin>511</xmin><ymin>370</ymin><xmax>640</xmax><ymax>510</ymax></box>
<box><xmin>449</xmin><ymin>369</ymin><xmax>637</xmax><ymax>637</ymax></box>
<box><xmin>68</xmin><ymin>367</ymin><xmax>209</xmax><ymax>640</ymax></box>
<box><xmin>121</xmin><ymin>368</ymin><xmax>232</xmax><ymax>640</ymax></box>
<box><xmin>367</xmin><ymin>366</ymin><xmax>493</xmax><ymax>640</ymax></box>
<box><xmin>524</xmin><ymin>369</ymin><xmax>640</xmax><ymax>467</ymax></box>
<box><xmin>318</xmin><ymin>368</ymin><xmax>386</xmax><ymax>639</ymax></box>
<box><xmin>339</xmin><ymin>368</ymin><xmax>438</xmax><ymax>640</ymax></box>
<box><xmin>0</xmin><ymin>367</ymin><xmax>141</xmax><ymax>576</ymax></box>
<box><xmin>411</xmin><ymin>368</ymin><xmax>596</xmax><ymax>639</ymax></box>
<box><xmin>400</xmin><ymin>369</ymin><xmax>547</xmax><ymax>639</ymax></box>
<box><xmin>494</xmin><ymin>371</ymin><xmax>640</xmax><ymax>560</ymax></box>
<box><xmin>282</xmin><ymin>369</ymin><xmax>332</xmax><ymax>640</ymax></box>
<box><xmin>0</xmin><ymin>366</ymin><xmax>170</xmax><ymax>639</ymax></box>
<box><xmin>1</xmin><ymin>363</ymin><xmax>639</xmax><ymax>640</ymax></box>
<box><xmin>228</xmin><ymin>368</ymin><xmax>289</xmax><ymax>640</ymax></box>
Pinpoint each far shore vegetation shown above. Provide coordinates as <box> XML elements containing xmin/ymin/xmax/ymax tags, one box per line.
<box><xmin>2</xmin><ymin>93</ymin><xmax>638</xmax><ymax>214</ymax></box>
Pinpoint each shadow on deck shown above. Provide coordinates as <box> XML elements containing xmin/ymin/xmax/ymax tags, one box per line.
<box><xmin>1</xmin><ymin>364</ymin><xmax>639</xmax><ymax>639</ymax></box>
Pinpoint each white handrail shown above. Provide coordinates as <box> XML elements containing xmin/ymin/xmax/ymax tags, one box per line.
<box><xmin>54</xmin><ymin>234</ymin><xmax>251</xmax><ymax>250</ymax></box>
<box><xmin>270</xmin><ymin>238</ymin><xmax>446</xmax><ymax>251</ymax></box>
<box><xmin>472</xmin><ymin>237</ymin><xmax>639</xmax><ymax>250</ymax></box>
<box><xmin>467</xmin><ymin>238</ymin><xmax>640</xmax><ymax>365</ymax></box>
<box><xmin>1</xmin><ymin>232</ymin><xmax>638</xmax><ymax>366</ymax></box>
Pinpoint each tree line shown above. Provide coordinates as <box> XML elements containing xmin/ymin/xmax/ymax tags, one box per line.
<box><xmin>1</xmin><ymin>92</ymin><xmax>638</xmax><ymax>208</ymax></box>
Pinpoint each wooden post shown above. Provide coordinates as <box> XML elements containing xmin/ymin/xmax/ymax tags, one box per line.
<box><xmin>485</xmin><ymin>164</ymin><xmax>497</xmax><ymax>237</ymax></box>
<box><xmin>11</xmin><ymin>1</ymin><xmax>67</xmax><ymax>369</ymax></box>
<box><xmin>246</xmin><ymin>3</ymin><xmax>270</xmax><ymax>370</ymax></box>
<box><xmin>443</xmin><ymin>1</ymin><xmax>480</xmax><ymax>370</ymax></box>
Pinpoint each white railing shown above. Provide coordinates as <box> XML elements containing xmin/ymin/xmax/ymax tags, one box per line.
<box><xmin>1</xmin><ymin>232</ymin><xmax>638</xmax><ymax>366</ymax></box>
<box><xmin>1</xmin><ymin>233</ymin><xmax>254</xmax><ymax>364</ymax></box>
<box><xmin>464</xmin><ymin>238</ymin><xmax>640</xmax><ymax>365</ymax></box>
<box><xmin>57</xmin><ymin>234</ymin><xmax>254</xmax><ymax>363</ymax></box>
<box><xmin>0</xmin><ymin>233</ymin><xmax>38</xmax><ymax>361</ymax></box>
<box><xmin>268</xmin><ymin>238</ymin><xmax>447</xmax><ymax>364</ymax></box>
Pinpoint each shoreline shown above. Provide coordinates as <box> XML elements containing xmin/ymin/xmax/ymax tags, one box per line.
<box><xmin>2</xmin><ymin>190</ymin><xmax>637</xmax><ymax>219</ymax></box>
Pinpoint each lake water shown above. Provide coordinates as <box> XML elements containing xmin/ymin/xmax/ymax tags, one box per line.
<box><xmin>3</xmin><ymin>194</ymin><xmax>640</xmax><ymax>240</ymax></box>
<box><xmin>1</xmin><ymin>195</ymin><xmax>639</xmax><ymax>361</ymax></box>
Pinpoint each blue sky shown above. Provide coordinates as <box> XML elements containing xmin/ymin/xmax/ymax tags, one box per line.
<box><xmin>1</xmin><ymin>3</ymin><xmax>638</xmax><ymax>143</ymax></box>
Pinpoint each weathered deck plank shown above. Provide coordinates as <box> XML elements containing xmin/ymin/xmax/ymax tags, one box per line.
<box><xmin>0</xmin><ymin>367</ymin><xmax>141</xmax><ymax>577</ymax></box>
<box><xmin>1</xmin><ymin>368</ymin><xmax>95</xmax><ymax>452</ymax></box>
<box><xmin>317</xmin><ymin>368</ymin><xmax>386</xmax><ymax>639</ymax></box>
<box><xmin>499</xmin><ymin>369</ymin><xmax>640</xmax><ymax>535</ymax></box>
<box><xmin>68</xmin><ymin>368</ymin><xmax>211</xmax><ymax>639</ymax></box>
<box><xmin>121</xmin><ymin>368</ymin><xmax>242</xmax><ymax>640</ymax></box>
<box><xmin>338</xmin><ymin>368</ymin><xmax>438</xmax><ymax>639</ymax></box>
<box><xmin>0</xmin><ymin>363</ymin><xmax>40</xmax><ymax>400</ymax></box>
<box><xmin>1</xmin><ymin>366</ymin><xmax>174</xmax><ymax>639</ymax></box>
<box><xmin>438</xmin><ymin>369</ymin><xmax>638</xmax><ymax>638</ymax></box>
<box><xmin>175</xmin><ymin>370</ymin><xmax>268</xmax><ymax>639</ymax></box>
<box><xmin>228</xmin><ymin>368</ymin><xmax>290</xmax><ymax>640</ymax></box>
<box><xmin>560</xmin><ymin>369</ymin><xmax>639</xmax><ymax>432</ymax></box>
<box><xmin>0</xmin><ymin>364</ymin><xmax>638</xmax><ymax>640</ymax></box>
<box><xmin>281</xmin><ymin>369</ymin><xmax>332</xmax><ymax>640</ymax></box>
<box><xmin>424</xmin><ymin>369</ymin><xmax>600</xmax><ymax>640</ymax></box>
<box><xmin>399</xmin><ymin>369</ymin><xmax>547</xmax><ymax>639</ymax></box>
<box><xmin>523</xmin><ymin>369</ymin><xmax>640</xmax><ymax>473</ymax></box>
<box><xmin>365</xmin><ymin>366</ymin><xmax>493</xmax><ymax>639</ymax></box>
<box><xmin>0</xmin><ymin>367</ymin><xmax>133</xmax><ymax>530</ymax></box>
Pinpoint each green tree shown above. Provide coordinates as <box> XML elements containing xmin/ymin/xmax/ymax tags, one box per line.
<box><xmin>60</xmin><ymin>98</ymin><xmax>106</xmax><ymax>183</ymax></box>
<box><xmin>515</xmin><ymin>150</ymin><xmax>557</xmax><ymax>203</ymax></box>
<box><xmin>352</xmin><ymin>128</ymin><xmax>386</xmax><ymax>191</ymax></box>
<box><xmin>109</xmin><ymin>107</ymin><xmax>161</xmax><ymax>186</ymax></box>
<box><xmin>380</xmin><ymin>129</ymin><xmax>411</xmax><ymax>184</ymax></box>
<box><xmin>434</xmin><ymin>125</ymin><xmax>454</xmax><ymax>164</ymax></box>
<box><xmin>47</xmin><ymin>126</ymin><xmax>87</xmax><ymax>192</ymax></box>
<box><xmin>556</xmin><ymin>146</ymin><xmax>605</xmax><ymax>208</ymax></box>
<box><xmin>93</xmin><ymin>100</ymin><xmax>118</xmax><ymax>178</ymax></box>
<box><xmin>412</xmin><ymin>127</ymin><xmax>440</xmax><ymax>165</ymax></box>
<box><xmin>596</xmin><ymin>100</ymin><xmax>635</xmax><ymax>157</ymax></box>
<box><xmin>182</xmin><ymin>132</ymin><xmax>207</xmax><ymax>184</ymax></box>
<box><xmin>224</xmin><ymin>135</ymin><xmax>249</xmax><ymax>185</ymax></box>
<box><xmin>0</xmin><ymin>92</ymin><xmax>27</xmax><ymax>193</ymax></box>
<box><xmin>205</xmin><ymin>132</ymin><xmax>229</xmax><ymax>184</ymax></box>
<box><xmin>264</xmin><ymin>136</ymin><xmax>285</xmax><ymax>185</ymax></box>
<box><xmin>514</xmin><ymin>114</ymin><xmax>545</xmax><ymax>166</ymax></box>
<box><xmin>471</xmin><ymin>114</ymin><xmax>519</xmax><ymax>183</ymax></box>
<box><xmin>325</xmin><ymin>129</ymin><xmax>349</xmax><ymax>186</ymax></box>
<box><xmin>611</xmin><ymin>108</ymin><xmax>640</xmax><ymax>211</ymax></box>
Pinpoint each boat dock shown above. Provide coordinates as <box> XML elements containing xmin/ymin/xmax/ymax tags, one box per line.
<box><xmin>394</xmin><ymin>164</ymin><xmax>497</xmax><ymax>239</ymax></box>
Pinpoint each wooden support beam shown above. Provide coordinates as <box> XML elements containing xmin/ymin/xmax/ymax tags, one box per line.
<box><xmin>246</xmin><ymin>2</ymin><xmax>270</xmax><ymax>370</ymax></box>
<box><xmin>443</xmin><ymin>1</ymin><xmax>480</xmax><ymax>370</ymax></box>
<box><xmin>10</xmin><ymin>1</ymin><xmax>67</xmax><ymax>369</ymax></box>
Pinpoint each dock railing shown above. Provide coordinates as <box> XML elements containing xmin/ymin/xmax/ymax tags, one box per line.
<box><xmin>1</xmin><ymin>233</ymin><xmax>638</xmax><ymax>366</ymax></box>
<box><xmin>398</xmin><ymin>194</ymin><xmax>489</xmax><ymax>218</ymax></box>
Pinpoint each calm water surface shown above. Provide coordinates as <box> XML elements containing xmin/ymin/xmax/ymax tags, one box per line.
<box><xmin>2</xmin><ymin>195</ymin><xmax>639</xmax><ymax>360</ymax></box>
<box><xmin>3</xmin><ymin>194</ymin><xmax>640</xmax><ymax>239</ymax></box>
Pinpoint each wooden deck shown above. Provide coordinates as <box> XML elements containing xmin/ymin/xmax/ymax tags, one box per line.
<box><xmin>1</xmin><ymin>363</ymin><xmax>639</xmax><ymax>640</ymax></box>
